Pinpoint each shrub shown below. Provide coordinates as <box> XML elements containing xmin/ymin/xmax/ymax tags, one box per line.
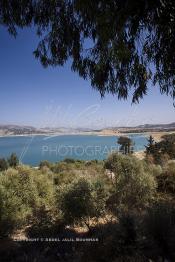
<box><xmin>0</xmin><ymin>168</ymin><xmax>31</xmax><ymax>236</ymax></box>
<box><xmin>8</xmin><ymin>153</ymin><xmax>19</xmax><ymax>167</ymax></box>
<box><xmin>105</xmin><ymin>153</ymin><xmax>157</xmax><ymax>212</ymax></box>
<box><xmin>145</xmin><ymin>162</ymin><xmax>162</xmax><ymax>177</ymax></box>
<box><xmin>59</xmin><ymin>178</ymin><xmax>95</xmax><ymax>228</ymax></box>
<box><xmin>162</xmin><ymin>134</ymin><xmax>175</xmax><ymax>144</ymax></box>
<box><xmin>91</xmin><ymin>179</ymin><xmax>108</xmax><ymax>220</ymax></box>
<box><xmin>0</xmin><ymin>191</ymin><xmax>31</xmax><ymax>236</ymax></box>
<box><xmin>145</xmin><ymin>134</ymin><xmax>175</xmax><ymax>165</ymax></box>
<box><xmin>156</xmin><ymin>162</ymin><xmax>175</xmax><ymax>194</ymax></box>
<box><xmin>63</xmin><ymin>158</ymin><xmax>77</xmax><ymax>163</ymax></box>
<box><xmin>0</xmin><ymin>158</ymin><xmax>8</xmax><ymax>171</ymax></box>
<box><xmin>117</xmin><ymin>136</ymin><xmax>134</xmax><ymax>154</ymax></box>
<box><xmin>39</xmin><ymin>160</ymin><xmax>53</xmax><ymax>169</ymax></box>
<box><xmin>0</xmin><ymin>166</ymin><xmax>56</xmax><ymax>237</ymax></box>
<box><xmin>51</xmin><ymin>162</ymin><xmax>70</xmax><ymax>173</ymax></box>
<box><xmin>145</xmin><ymin>153</ymin><xmax>155</xmax><ymax>165</ymax></box>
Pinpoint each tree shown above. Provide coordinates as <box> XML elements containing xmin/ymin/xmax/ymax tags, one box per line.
<box><xmin>162</xmin><ymin>134</ymin><xmax>175</xmax><ymax>143</ymax></box>
<box><xmin>1</xmin><ymin>1</ymin><xmax>175</xmax><ymax>103</ymax></box>
<box><xmin>145</xmin><ymin>134</ymin><xmax>175</xmax><ymax>165</ymax></box>
<box><xmin>60</xmin><ymin>178</ymin><xmax>94</xmax><ymax>229</ymax></box>
<box><xmin>157</xmin><ymin>162</ymin><xmax>175</xmax><ymax>194</ymax></box>
<box><xmin>105</xmin><ymin>153</ymin><xmax>156</xmax><ymax>212</ymax></box>
<box><xmin>145</xmin><ymin>135</ymin><xmax>156</xmax><ymax>155</ymax></box>
<box><xmin>91</xmin><ymin>179</ymin><xmax>108</xmax><ymax>220</ymax></box>
<box><xmin>157</xmin><ymin>140</ymin><xmax>175</xmax><ymax>159</ymax></box>
<box><xmin>8</xmin><ymin>153</ymin><xmax>19</xmax><ymax>167</ymax></box>
<box><xmin>0</xmin><ymin>166</ymin><xmax>56</xmax><ymax>237</ymax></box>
<box><xmin>159</xmin><ymin>134</ymin><xmax>175</xmax><ymax>159</ymax></box>
<box><xmin>0</xmin><ymin>158</ymin><xmax>8</xmax><ymax>171</ymax></box>
<box><xmin>39</xmin><ymin>160</ymin><xmax>53</xmax><ymax>169</ymax></box>
<box><xmin>117</xmin><ymin>136</ymin><xmax>134</xmax><ymax>154</ymax></box>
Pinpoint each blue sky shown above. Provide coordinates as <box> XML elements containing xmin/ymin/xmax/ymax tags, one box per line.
<box><xmin>0</xmin><ymin>27</ymin><xmax>174</xmax><ymax>129</ymax></box>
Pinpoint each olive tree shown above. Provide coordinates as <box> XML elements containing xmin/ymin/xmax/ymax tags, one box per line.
<box><xmin>59</xmin><ymin>177</ymin><xmax>108</xmax><ymax>228</ymax></box>
<box><xmin>105</xmin><ymin>153</ymin><xmax>157</xmax><ymax>212</ymax></box>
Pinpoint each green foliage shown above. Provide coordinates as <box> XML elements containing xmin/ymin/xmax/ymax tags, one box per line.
<box><xmin>145</xmin><ymin>162</ymin><xmax>162</xmax><ymax>178</ymax></box>
<box><xmin>51</xmin><ymin>159</ymin><xmax>104</xmax><ymax>185</ymax></box>
<box><xmin>0</xmin><ymin>191</ymin><xmax>30</xmax><ymax>236</ymax></box>
<box><xmin>162</xmin><ymin>134</ymin><xmax>175</xmax><ymax>143</ymax></box>
<box><xmin>8</xmin><ymin>153</ymin><xmax>19</xmax><ymax>167</ymax></box>
<box><xmin>0</xmin><ymin>158</ymin><xmax>8</xmax><ymax>171</ymax></box>
<box><xmin>63</xmin><ymin>158</ymin><xmax>80</xmax><ymax>163</ymax></box>
<box><xmin>51</xmin><ymin>159</ymin><xmax>85</xmax><ymax>173</ymax></box>
<box><xmin>0</xmin><ymin>168</ymin><xmax>31</xmax><ymax>236</ymax></box>
<box><xmin>105</xmin><ymin>153</ymin><xmax>156</xmax><ymax>211</ymax></box>
<box><xmin>0</xmin><ymin>153</ymin><xmax>19</xmax><ymax>171</ymax></box>
<box><xmin>58</xmin><ymin>173</ymin><xmax>108</xmax><ymax>226</ymax></box>
<box><xmin>145</xmin><ymin>135</ymin><xmax>155</xmax><ymax>155</ymax></box>
<box><xmin>59</xmin><ymin>178</ymin><xmax>94</xmax><ymax>227</ymax></box>
<box><xmin>156</xmin><ymin>162</ymin><xmax>175</xmax><ymax>194</ymax></box>
<box><xmin>39</xmin><ymin>160</ymin><xmax>53</xmax><ymax>169</ymax></box>
<box><xmin>53</xmin><ymin>172</ymin><xmax>77</xmax><ymax>186</ymax></box>
<box><xmin>145</xmin><ymin>134</ymin><xmax>175</xmax><ymax>165</ymax></box>
<box><xmin>0</xmin><ymin>157</ymin><xmax>175</xmax><ymax>260</ymax></box>
<box><xmin>0</xmin><ymin>166</ymin><xmax>55</xmax><ymax>236</ymax></box>
<box><xmin>117</xmin><ymin>136</ymin><xmax>134</xmax><ymax>154</ymax></box>
<box><xmin>91</xmin><ymin>178</ymin><xmax>108</xmax><ymax>219</ymax></box>
<box><xmin>1</xmin><ymin>1</ymin><xmax>175</xmax><ymax>102</ymax></box>
<box><xmin>157</xmin><ymin>142</ymin><xmax>175</xmax><ymax>160</ymax></box>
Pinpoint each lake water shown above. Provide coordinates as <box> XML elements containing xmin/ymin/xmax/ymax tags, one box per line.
<box><xmin>0</xmin><ymin>134</ymin><xmax>148</xmax><ymax>166</ymax></box>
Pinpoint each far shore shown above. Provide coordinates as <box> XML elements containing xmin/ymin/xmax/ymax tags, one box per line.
<box><xmin>0</xmin><ymin>130</ymin><xmax>174</xmax><ymax>141</ymax></box>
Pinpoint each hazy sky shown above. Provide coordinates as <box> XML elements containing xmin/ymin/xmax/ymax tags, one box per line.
<box><xmin>1</xmin><ymin>27</ymin><xmax>174</xmax><ymax>128</ymax></box>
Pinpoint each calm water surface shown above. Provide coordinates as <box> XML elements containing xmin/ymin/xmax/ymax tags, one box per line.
<box><xmin>0</xmin><ymin>134</ymin><xmax>148</xmax><ymax>166</ymax></box>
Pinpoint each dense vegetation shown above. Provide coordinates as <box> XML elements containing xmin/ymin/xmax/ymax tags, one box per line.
<box><xmin>117</xmin><ymin>136</ymin><xmax>134</xmax><ymax>154</ymax></box>
<box><xmin>145</xmin><ymin>134</ymin><xmax>175</xmax><ymax>165</ymax></box>
<box><xmin>1</xmin><ymin>1</ymin><xmax>175</xmax><ymax>103</ymax></box>
<box><xmin>0</xmin><ymin>138</ymin><xmax>175</xmax><ymax>261</ymax></box>
<box><xmin>0</xmin><ymin>153</ymin><xmax>19</xmax><ymax>171</ymax></box>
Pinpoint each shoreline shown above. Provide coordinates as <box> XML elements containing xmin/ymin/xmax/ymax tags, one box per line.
<box><xmin>22</xmin><ymin>148</ymin><xmax>146</xmax><ymax>168</ymax></box>
<box><xmin>0</xmin><ymin>130</ymin><xmax>174</xmax><ymax>141</ymax></box>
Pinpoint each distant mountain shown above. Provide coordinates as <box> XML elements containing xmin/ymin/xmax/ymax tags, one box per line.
<box><xmin>0</xmin><ymin>124</ymin><xmax>36</xmax><ymax>131</ymax></box>
<box><xmin>0</xmin><ymin>124</ymin><xmax>94</xmax><ymax>136</ymax></box>
<box><xmin>0</xmin><ymin>122</ymin><xmax>175</xmax><ymax>136</ymax></box>
<box><xmin>114</xmin><ymin>122</ymin><xmax>175</xmax><ymax>134</ymax></box>
<box><xmin>0</xmin><ymin>124</ymin><xmax>44</xmax><ymax>136</ymax></box>
<box><xmin>136</xmin><ymin>122</ymin><xmax>175</xmax><ymax>129</ymax></box>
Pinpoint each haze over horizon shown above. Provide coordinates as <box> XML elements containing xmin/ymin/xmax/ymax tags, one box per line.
<box><xmin>1</xmin><ymin>28</ymin><xmax>174</xmax><ymax>128</ymax></box>
<box><xmin>1</xmin><ymin>121</ymin><xmax>175</xmax><ymax>130</ymax></box>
